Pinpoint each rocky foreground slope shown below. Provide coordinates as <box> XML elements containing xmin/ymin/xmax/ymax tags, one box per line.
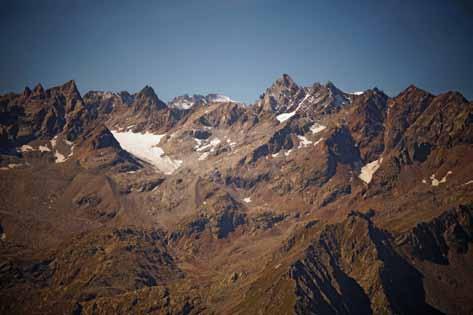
<box><xmin>0</xmin><ymin>75</ymin><xmax>472</xmax><ymax>314</ymax></box>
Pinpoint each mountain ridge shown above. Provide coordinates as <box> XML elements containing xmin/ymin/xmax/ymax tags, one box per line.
<box><xmin>0</xmin><ymin>74</ymin><xmax>472</xmax><ymax>314</ymax></box>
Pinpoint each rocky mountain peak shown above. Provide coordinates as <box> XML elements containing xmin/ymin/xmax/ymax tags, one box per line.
<box><xmin>138</xmin><ymin>85</ymin><xmax>157</xmax><ymax>99</ymax></box>
<box><xmin>23</xmin><ymin>86</ymin><xmax>32</xmax><ymax>98</ymax></box>
<box><xmin>134</xmin><ymin>85</ymin><xmax>167</xmax><ymax>111</ymax></box>
<box><xmin>397</xmin><ymin>84</ymin><xmax>431</xmax><ymax>101</ymax></box>
<box><xmin>33</xmin><ymin>83</ymin><xmax>45</xmax><ymax>96</ymax></box>
<box><xmin>325</xmin><ymin>81</ymin><xmax>343</xmax><ymax>95</ymax></box>
<box><xmin>1</xmin><ymin>74</ymin><xmax>472</xmax><ymax>315</ymax></box>
<box><xmin>61</xmin><ymin>80</ymin><xmax>79</xmax><ymax>95</ymax></box>
<box><xmin>275</xmin><ymin>73</ymin><xmax>297</xmax><ymax>89</ymax></box>
<box><xmin>267</xmin><ymin>74</ymin><xmax>300</xmax><ymax>95</ymax></box>
<box><xmin>259</xmin><ymin>74</ymin><xmax>305</xmax><ymax>113</ymax></box>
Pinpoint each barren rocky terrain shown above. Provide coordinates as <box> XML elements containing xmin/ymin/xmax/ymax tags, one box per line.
<box><xmin>0</xmin><ymin>74</ymin><xmax>472</xmax><ymax>314</ymax></box>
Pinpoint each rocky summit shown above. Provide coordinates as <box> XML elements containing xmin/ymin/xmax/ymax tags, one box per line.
<box><xmin>0</xmin><ymin>74</ymin><xmax>472</xmax><ymax>314</ymax></box>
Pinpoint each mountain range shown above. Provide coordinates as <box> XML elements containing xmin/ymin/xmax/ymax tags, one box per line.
<box><xmin>0</xmin><ymin>74</ymin><xmax>472</xmax><ymax>314</ymax></box>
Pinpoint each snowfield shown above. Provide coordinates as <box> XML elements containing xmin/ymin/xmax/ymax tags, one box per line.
<box><xmin>111</xmin><ymin>130</ymin><xmax>182</xmax><ymax>175</ymax></box>
<box><xmin>276</xmin><ymin>111</ymin><xmax>297</xmax><ymax>123</ymax></box>
<box><xmin>359</xmin><ymin>158</ymin><xmax>383</xmax><ymax>184</ymax></box>
<box><xmin>350</xmin><ymin>91</ymin><xmax>365</xmax><ymax>95</ymax></box>
<box><xmin>276</xmin><ymin>93</ymin><xmax>312</xmax><ymax>123</ymax></box>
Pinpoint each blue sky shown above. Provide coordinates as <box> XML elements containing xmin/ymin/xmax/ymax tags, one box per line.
<box><xmin>1</xmin><ymin>0</ymin><xmax>472</xmax><ymax>103</ymax></box>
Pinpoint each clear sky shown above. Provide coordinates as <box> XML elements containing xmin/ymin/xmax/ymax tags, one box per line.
<box><xmin>1</xmin><ymin>0</ymin><xmax>472</xmax><ymax>103</ymax></box>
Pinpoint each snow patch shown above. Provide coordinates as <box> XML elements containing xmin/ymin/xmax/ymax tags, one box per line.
<box><xmin>430</xmin><ymin>171</ymin><xmax>452</xmax><ymax>186</ymax></box>
<box><xmin>173</xmin><ymin>100</ymin><xmax>194</xmax><ymax>110</ymax></box>
<box><xmin>20</xmin><ymin>145</ymin><xmax>34</xmax><ymax>152</ymax></box>
<box><xmin>463</xmin><ymin>180</ymin><xmax>473</xmax><ymax>186</ymax></box>
<box><xmin>194</xmin><ymin>138</ymin><xmax>203</xmax><ymax>149</ymax></box>
<box><xmin>297</xmin><ymin>135</ymin><xmax>312</xmax><ymax>148</ymax></box>
<box><xmin>54</xmin><ymin>151</ymin><xmax>67</xmax><ymax>163</ymax></box>
<box><xmin>310</xmin><ymin>123</ymin><xmax>326</xmax><ymax>134</ymax></box>
<box><xmin>243</xmin><ymin>197</ymin><xmax>252</xmax><ymax>203</ymax></box>
<box><xmin>39</xmin><ymin>145</ymin><xmax>51</xmax><ymax>152</ymax></box>
<box><xmin>195</xmin><ymin>137</ymin><xmax>221</xmax><ymax>153</ymax></box>
<box><xmin>111</xmin><ymin>130</ymin><xmax>182</xmax><ymax>175</ymax></box>
<box><xmin>359</xmin><ymin>158</ymin><xmax>383</xmax><ymax>184</ymax></box>
<box><xmin>284</xmin><ymin>149</ymin><xmax>293</xmax><ymax>157</ymax></box>
<box><xmin>349</xmin><ymin>91</ymin><xmax>365</xmax><ymax>95</ymax></box>
<box><xmin>276</xmin><ymin>93</ymin><xmax>312</xmax><ymax>123</ymax></box>
<box><xmin>276</xmin><ymin>111</ymin><xmax>296</xmax><ymax>123</ymax></box>
<box><xmin>20</xmin><ymin>144</ymin><xmax>51</xmax><ymax>153</ymax></box>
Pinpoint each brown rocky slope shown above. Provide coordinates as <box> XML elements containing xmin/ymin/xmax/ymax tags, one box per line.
<box><xmin>0</xmin><ymin>75</ymin><xmax>472</xmax><ymax>314</ymax></box>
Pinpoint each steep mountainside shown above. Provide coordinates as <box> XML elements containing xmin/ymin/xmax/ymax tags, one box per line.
<box><xmin>0</xmin><ymin>74</ymin><xmax>472</xmax><ymax>314</ymax></box>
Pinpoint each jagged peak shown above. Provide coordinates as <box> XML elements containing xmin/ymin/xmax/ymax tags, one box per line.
<box><xmin>33</xmin><ymin>83</ymin><xmax>45</xmax><ymax>95</ymax></box>
<box><xmin>137</xmin><ymin>85</ymin><xmax>158</xmax><ymax>99</ymax></box>
<box><xmin>273</xmin><ymin>73</ymin><xmax>298</xmax><ymax>89</ymax></box>
<box><xmin>62</xmin><ymin>79</ymin><xmax>78</xmax><ymax>92</ymax></box>
<box><xmin>398</xmin><ymin>84</ymin><xmax>430</xmax><ymax>98</ymax></box>
<box><xmin>325</xmin><ymin>81</ymin><xmax>345</xmax><ymax>95</ymax></box>
<box><xmin>23</xmin><ymin>86</ymin><xmax>32</xmax><ymax>97</ymax></box>
<box><xmin>45</xmin><ymin>80</ymin><xmax>81</xmax><ymax>99</ymax></box>
<box><xmin>134</xmin><ymin>85</ymin><xmax>167</xmax><ymax>110</ymax></box>
<box><xmin>262</xmin><ymin>74</ymin><xmax>301</xmax><ymax>99</ymax></box>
